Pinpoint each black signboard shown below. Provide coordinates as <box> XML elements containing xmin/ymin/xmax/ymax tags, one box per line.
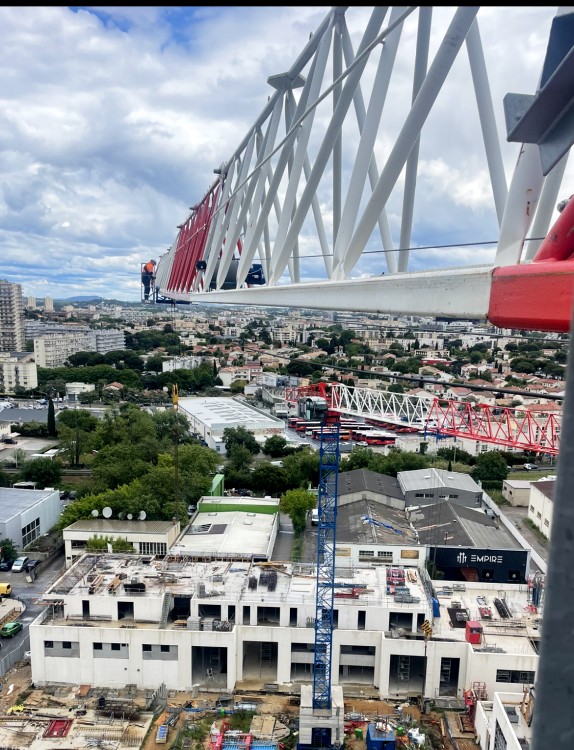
<box><xmin>430</xmin><ymin>546</ymin><xmax>529</xmax><ymax>583</ymax></box>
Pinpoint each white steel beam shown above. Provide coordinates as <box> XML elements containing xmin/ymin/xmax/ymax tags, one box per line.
<box><xmin>168</xmin><ymin>265</ymin><xmax>492</xmax><ymax>319</ymax></box>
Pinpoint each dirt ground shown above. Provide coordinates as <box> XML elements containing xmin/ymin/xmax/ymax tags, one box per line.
<box><xmin>139</xmin><ymin>693</ymin><xmax>479</xmax><ymax>750</ymax></box>
<box><xmin>0</xmin><ymin>661</ymin><xmax>479</xmax><ymax>750</ymax></box>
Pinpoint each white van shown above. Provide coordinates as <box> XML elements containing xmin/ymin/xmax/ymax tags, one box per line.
<box><xmin>311</xmin><ymin>508</ymin><xmax>319</xmax><ymax>526</ymax></box>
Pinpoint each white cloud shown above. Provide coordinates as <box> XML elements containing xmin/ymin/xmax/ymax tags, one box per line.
<box><xmin>0</xmin><ymin>6</ymin><xmax>567</xmax><ymax>301</ymax></box>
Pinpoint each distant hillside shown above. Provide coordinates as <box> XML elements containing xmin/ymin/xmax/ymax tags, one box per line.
<box><xmin>54</xmin><ymin>296</ymin><xmax>104</xmax><ymax>303</ymax></box>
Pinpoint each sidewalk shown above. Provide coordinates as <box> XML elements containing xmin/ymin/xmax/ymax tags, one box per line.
<box><xmin>0</xmin><ymin>597</ymin><xmax>25</xmax><ymax>624</ymax></box>
<box><xmin>498</xmin><ymin>503</ymin><xmax>549</xmax><ymax>571</ymax></box>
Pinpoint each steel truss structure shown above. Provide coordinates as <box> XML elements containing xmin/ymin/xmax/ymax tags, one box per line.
<box><xmin>286</xmin><ymin>382</ymin><xmax>562</xmax><ymax>454</ymax></box>
<box><xmin>154</xmin><ymin>6</ymin><xmax>574</xmax><ymax>332</ymax></box>
<box><xmin>312</xmin><ymin>426</ymin><xmax>340</xmax><ymax>710</ymax></box>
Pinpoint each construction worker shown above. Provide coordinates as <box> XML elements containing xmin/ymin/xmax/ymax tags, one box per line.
<box><xmin>141</xmin><ymin>259</ymin><xmax>156</xmax><ymax>301</ymax></box>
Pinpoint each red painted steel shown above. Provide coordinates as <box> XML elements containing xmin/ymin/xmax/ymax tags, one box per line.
<box><xmin>285</xmin><ymin>383</ymin><xmax>561</xmax><ymax>454</ymax></box>
<box><xmin>488</xmin><ymin>261</ymin><xmax>574</xmax><ymax>333</ymax></box>
<box><xmin>532</xmin><ymin>195</ymin><xmax>574</xmax><ymax>262</ymax></box>
<box><xmin>488</xmin><ymin>197</ymin><xmax>574</xmax><ymax>333</ymax></box>
<box><xmin>425</xmin><ymin>398</ymin><xmax>560</xmax><ymax>455</ymax></box>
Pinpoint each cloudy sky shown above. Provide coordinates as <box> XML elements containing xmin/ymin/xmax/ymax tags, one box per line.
<box><xmin>0</xmin><ymin>6</ymin><xmax>567</xmax><ymax>302</ymax></box>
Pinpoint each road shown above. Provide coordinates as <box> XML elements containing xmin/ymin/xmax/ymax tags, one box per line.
<box><xmin>0</xmin><ymin>552</ymin><xmax>65</xmax><ymax>658</ymax></box>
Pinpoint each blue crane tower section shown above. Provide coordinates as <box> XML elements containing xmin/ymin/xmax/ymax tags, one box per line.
<box><xmin>312</xmin><ymin>424</ymin><xmax>340</xmax><ymax>711</ymax></box>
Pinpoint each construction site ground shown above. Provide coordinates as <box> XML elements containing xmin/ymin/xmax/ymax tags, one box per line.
<box><xmin>0</xmin><ymin>658</ymin><xmax>479</xmax><ymax>750</ymax></box>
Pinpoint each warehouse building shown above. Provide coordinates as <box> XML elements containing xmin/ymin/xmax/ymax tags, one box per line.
<box><xmin>0</xmin><ymin>487</ymin><xmax>61</xmax><ymax>551</ymax></box>
<box><xmin>178</xmin><ymin>397</ymin><xmax>284</xmax><ymax>453</ymax></box>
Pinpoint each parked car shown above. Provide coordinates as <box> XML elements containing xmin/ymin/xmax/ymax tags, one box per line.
<box><xmin>25</xmin><ymin>560</ymin><xmax>40</xmax><ymax>573</ymax></box>
<box><xmin>524</xmin><ymin>463</ymin><xmax>539</xmax><ymax>471</ymax></box>
<box><xmin>0</xmin><ymin>560</ymin><xmax>13</xmax><ymax>571</ymax></box>
<box><xmin>2</xmin><ymin>438</ymin><xmax>16</xmax><ymax>444</ymax></box>
<box><xmin>0</xmin><ymin>622</ymin><xmax>22</xmax><ymax>638</ymax></box>
<box><xmin>11</xmin><ymin>556</ymin><xmax>29</xmax><ymax>573</ymax></box>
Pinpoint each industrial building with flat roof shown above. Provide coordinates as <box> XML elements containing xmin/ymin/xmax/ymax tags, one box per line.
<box><xmin>63</xmin><ymin>519</ymin><xmax>181</xmax><ymax>567</ymax></box>
<box><xmin>0</xmin><ymin>487</ymin><xmax>60</xmax><ymax>551</ymax></box>
<box><xmin>171</xmin><ymin>496</ymin><xmax>280</xmax><ymax>561</ymax></box>
<box><xmin>178</xmin><ymin>397</ymin><xmax>284</xmax><ymax>453</ymax></box>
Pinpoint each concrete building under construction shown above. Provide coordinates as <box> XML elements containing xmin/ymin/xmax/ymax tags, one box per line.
<box><xmin>30</xmin><ymin>553</ymin><xmax>542</xmax><ymax>702</ymax></box>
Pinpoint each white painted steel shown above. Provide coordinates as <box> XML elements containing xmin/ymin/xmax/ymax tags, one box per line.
<box><xmin>167</xmin><ymin>265</ymin><xmax>493</xmax><ymax>319</ymax></box>
<box><xmin>155</xmin><ymin>6</ymin><xmax>570</xmax><ymax>317</ymax></box>
<box><xmin>330</xmin><ymin>383</ymin><xmax>430</xmax><ymax>425</ymax></box>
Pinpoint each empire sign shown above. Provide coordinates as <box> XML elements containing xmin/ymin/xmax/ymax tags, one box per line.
<box><xmin>431</xmin><ymin>545</ymin><xmax>529</xmax><ymax>583</ymax></box>
<box><xmin>456</xmin><ymin>552</ymin><xmax>503</xmax><ymax>565</ymax></box>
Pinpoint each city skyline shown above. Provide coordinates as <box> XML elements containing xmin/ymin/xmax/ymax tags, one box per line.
<box><xmin>0</xmin><ymin>7</ymin><xmax>566</xmax><ymax>302</ymax></box>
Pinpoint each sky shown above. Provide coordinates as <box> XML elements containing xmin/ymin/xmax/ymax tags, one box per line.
<box><xmin>0</xmin><ymin>6</ymin><xmax>567</xmax><ymax>302</ymax></box>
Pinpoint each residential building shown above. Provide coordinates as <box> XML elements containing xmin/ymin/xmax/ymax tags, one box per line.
<box><xmin>34</xmin><ymin>332</ymin><xmax>96</xmax><ymax>368</ymax></box>
<box><xmin>43</xmin><ymin>296</ymin><xmax>54</xmax><ymax>312</ymax></box>
<box><xmin>0</xmin><ymin>280</ymin><xmax>24</xmax><ymax>352</ymax></box>
<box><xmin>161</xmin><ymin>355</ymin><xmax>204</xmax><ymax>373</ymax></box>
<box><xmin>65</xmin><ymin>382</ymin><xmax>96</xmax><ymax>401</ymax></box>
<box><xmin>34</xmin><ymin>328</ymin><xmax>126</xmax><ymax>367</ymax></box>
<box><xmin>0</xmin><ymin>352</ymin><xmax>38</xmax><ymax>393</ymax></box>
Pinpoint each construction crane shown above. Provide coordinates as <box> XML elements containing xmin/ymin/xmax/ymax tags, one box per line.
<box><xmin>312</xmin><ymin>422</ymin><xmax>340</xmax><ymax>713</ymax></box>
<box><xmin>145</xmin><ymin>8</ymin><xmax>574</xmax><ymax>749</ymax></box>
<box><xmin>285</xmin><ymin>382</ymin><xmax>562</xmax><ymax>455</ymax></box>
<box><xmin>152</xmin><ymin>6</ymin><xmax>574</xmax><ymax>338</ymax></box>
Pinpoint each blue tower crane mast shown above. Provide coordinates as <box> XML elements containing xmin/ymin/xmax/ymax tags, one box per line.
<box><xmin>312</xmin><ymin>422</ymin><xmax>340</xmax><ymax>711</ymax></box>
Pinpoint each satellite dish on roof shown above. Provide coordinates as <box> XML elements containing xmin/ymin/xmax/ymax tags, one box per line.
<box><xmin>118</xmin><ymin>512</ymin><xmax>125</xmax><ymax>520</ymax></box>
<box><xmin>127</xmin><ymin>513</ymin><xmax>133</xmax><ymax>520</ymax></box>
<box><xmin>102</xmin><ymin>506</ymin><xmax>112</xmax><ymax>519</ymax></box>
<box><xmin>139</xmin><ymin>511</ymin><xmax>147</xmax><ymax>521</ymax></box>
<box><xmin>91</xmin><ymin>509</ymin><xmax>99</xmax><ymax>517</ymax></box>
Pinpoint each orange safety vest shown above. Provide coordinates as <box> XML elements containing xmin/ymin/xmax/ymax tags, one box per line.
<box><xmin>143</xmin><ymin>262</ymin><xmax>155</xmax><ymax>274</ymax></box>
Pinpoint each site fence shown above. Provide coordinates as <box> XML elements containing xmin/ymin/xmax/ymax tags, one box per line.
<box><xmin>0</xmin><ymin>635</ymin><xmax>29</xmax><ymax>678</ymax></box>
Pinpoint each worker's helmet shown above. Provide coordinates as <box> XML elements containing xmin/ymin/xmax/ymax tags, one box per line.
<box><xmin>150</xmin><ymin>259</ymin><xmax>157</xmax><ymax>265</ymax></box>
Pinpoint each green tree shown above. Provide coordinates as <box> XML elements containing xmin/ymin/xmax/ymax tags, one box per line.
<box><xmin>471</xmin><ymin>451</ymin><xmax>509</xmax><ymax>482</ymax></box>
<box><xmin>436</xmin><ymin>446</ymin><xmax>475</xmax><ymax>465</ymax></box>
<box><xmin>91</xmin><ymin>444</ymin><xmax>155</xmax><ymax>490</ymax></box>
<box><xmin>145</xmin><ymin>354</ymin><xmax>165</xmax><ymax>372</ymax></box>
<box><xmin>262</xmin><ymin>435</ymin><xmax>288</xmax><ymax>457</ymax></box>
<box><xmin>47</xmin><ymin>398</ymin><xmax>57</xmax><ymax>437</ymax></box>
<box><xmin>230</xmin><ymin>379</ymin><xmax>248</xmax><ymax>394</ymax></box>
<box><xmin>152</xmin><ymin>411</ymin><xmax>191</xmax><ymax>447</ymax></box>
<box><xmin>340</xmin><ymin>447</ymin><xmax>373</xmax><ymax>471</ymax></box>
<box><xmin>282</xmin><ymin>448</ymin><xmax>320</xmax><ymax>488</ymax></box>
<box><xmin>57</xmin><ymin>409</ymin><xmax>99</xmax><ymax>467</ymax></box>
<box><xmin>227</xmin><ymin>444</ymin><xmax>254</xmax><ymax>472</ymax></box>
<box><xmin>85</xmin><ymin>535</ymin><xmax>135</xmax><ymax>553</ymax></box>
<box><xmin>223</xmin><ymin>426</ymin><xmax>260</xmax><ymax>456</ymax></box>
<box><xmin>0</xmin><ymin>538</ymin><xmax>18</xmax><ymax>562</ymax></box>
<box><xmin>20</xmin><ymin>458</ymin><xmax>62</xmax><ymax>487</ymax></box>
<box><xmin>280</xmin><ymin>488</ymin><xmax>316</xmax><ymax>534</ymax></box>
<box><xmin>251</xmin><ymin>463</ymin><xmax>289</xmax><ymax>496</ymax></box>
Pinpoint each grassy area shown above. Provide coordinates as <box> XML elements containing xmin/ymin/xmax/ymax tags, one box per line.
<box><xmin>489</xmin><ymin>488</ymin><xmax>509</xmax><ymax>506</ymax></box>
<box><xmin>291</xmin><ymin>535</ymin><xmax>303</xmax><ymax>562</ymax></box>
<box><xmin>510</xmin><ymin>470</ymin><xmax>553</xmax><ymax>481</ymax></box>
<box><xmin>524</xmin><ymin>518</ymin><xmax>549</xmax><ymax>545</ymax></box>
